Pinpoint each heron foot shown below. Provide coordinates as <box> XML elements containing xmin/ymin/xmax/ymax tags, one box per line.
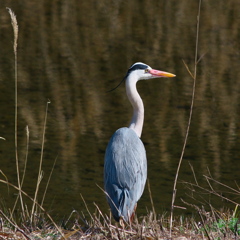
<box><xmin>119</xmin><ymin>216</ymin><xmax>125</xmax><ymax>228</ymax></box>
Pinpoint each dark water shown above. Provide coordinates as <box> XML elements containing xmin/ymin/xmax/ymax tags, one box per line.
<box><xmin>0</xmin><ymin>1</ymin><xmax>239</xmax><ymax>221</ymax></box>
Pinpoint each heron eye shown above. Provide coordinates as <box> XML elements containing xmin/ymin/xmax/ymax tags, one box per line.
<box><xmin>145</xmin><ymin>69</ymin><xmax>149</xmax><ymax>73</ymax></box>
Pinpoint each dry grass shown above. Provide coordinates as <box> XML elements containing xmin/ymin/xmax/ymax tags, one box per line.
<box><xmin>0</xmin><ymin>203</ymin><xmax>239</xmax><ymax>239</ymax></box>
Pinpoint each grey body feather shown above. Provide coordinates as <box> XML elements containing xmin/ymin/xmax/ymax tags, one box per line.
<box><xmin>104</xmin><ymin>127</ymin><xmax>147</xmax><ymax>221</ymax></box>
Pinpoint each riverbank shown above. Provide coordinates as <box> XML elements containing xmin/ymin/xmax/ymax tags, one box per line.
<box><xmin>0</xmin><ymin>205</ymin><xmax>239</xmax><ymax>239</ymax></box>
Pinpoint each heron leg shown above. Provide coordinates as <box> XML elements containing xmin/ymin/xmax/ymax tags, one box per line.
<box><xmin>130</xmin><ymin>203</ymin><xmax>137</xmax><ymax>222</ymax></box>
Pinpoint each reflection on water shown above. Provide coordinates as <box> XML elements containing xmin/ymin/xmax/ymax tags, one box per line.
<box><xmin>0</xmin><ymin>0</ymin><xmax>239</xmax><ymax>220</ymax></box>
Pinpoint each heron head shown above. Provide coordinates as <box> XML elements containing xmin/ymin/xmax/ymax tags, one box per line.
<box><xmin>108</xmin><ymin>62</ymin><xmax>175</xmax><ymax>92</ymax></box>
<box><xmin>126</xmin><ymin>62</ymin><xmax>176</xmax><ymax>80</ymax></box>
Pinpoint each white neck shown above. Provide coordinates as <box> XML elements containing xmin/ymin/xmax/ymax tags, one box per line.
<box><xmin>125</xmin><ymin>75</ymin><xmax>144</xmax><ymax>138</ymax></box>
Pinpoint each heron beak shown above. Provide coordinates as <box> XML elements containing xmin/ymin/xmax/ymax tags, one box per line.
<box><xmin>149</xmin><ymin>69</ymin><xmax>176</xmax><ymax>78</ymax></box>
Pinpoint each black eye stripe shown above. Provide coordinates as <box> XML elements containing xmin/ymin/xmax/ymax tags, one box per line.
<box><xmin>109</xmin><ymin>63</ymin><xmax>151</xmax><ymax>92</ymax></box>
<box><xmin>125</xmin><ymin>63</ymin><xmax>149</xmax><ymax>78</ymax></box>
<box><xmin>128</xmin><ymin>64</ymin><xmax>148</xmax><ymax>72</ymax></box>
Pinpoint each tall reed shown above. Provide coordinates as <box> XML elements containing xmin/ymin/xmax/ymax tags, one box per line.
<box><xmin>6</xmin><ymin>7</ymin><xmax>26</xmax><ymax>220</ymax></box>
<box><xmin>169</xmin><ymin>0</ymin><xmax>202</xmax><ymax>236</ymax></box>
<box><xmin>31</xmin><ymin>100</ymin><xmax>50</xmax><ymax>222</ymax></box>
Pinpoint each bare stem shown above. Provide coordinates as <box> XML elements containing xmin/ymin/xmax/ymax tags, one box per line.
<box><xmin>31</xmin><ymin>100</ymin><xmax>50</xmax><ymax>222</ymax></box>
<box><xmin>7</xmin><ymin>7</ymin><xmax>26</xmax><ymax>219</ymax></box>
<box><xmin>41</xmin><ymin>154</ymin><xmax>57</xmax><ymax>206</ymax></box>
<box><xmin>147</xmin><ymin>179</ymin><xmax>156</xmax><ymax>219</ymax></box>
<box><xmin>21</xmin><ymin>126</ymin><xmax>30</xmax><ymax>188</ymax></box>
<box><xmin>169</xmin><ymin>0</ymin><xmax>202</xmax><ymax>236</ymax></box>
<box><xmin>12</xmin><ymin>126</ymin><xmax>30</xmax><ymax>221</ymax></box>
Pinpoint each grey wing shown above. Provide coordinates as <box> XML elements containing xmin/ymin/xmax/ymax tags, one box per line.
<box><xmin>104</xmin><ymin>127</ymin><xmax>147</xmax><ymax>221</ymax></box>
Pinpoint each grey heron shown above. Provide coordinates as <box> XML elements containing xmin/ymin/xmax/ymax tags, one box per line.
<box><xmin>104</xmin><ymin>62</ymin><xmax>175</xmax><ymax>223</ymax></box>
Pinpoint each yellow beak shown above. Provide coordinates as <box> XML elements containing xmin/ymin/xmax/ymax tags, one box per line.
<box><xmin>149</xmin><ymin>69</ymin><xmax>176</xmax><ymax>78</ymax></box>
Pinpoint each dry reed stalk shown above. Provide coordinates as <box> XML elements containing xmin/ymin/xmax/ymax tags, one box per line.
<box><xmin>80</xmin><ymin>193</ymin><xmax>95</xmax><ymax>223</ymax></box>
<box><xmin>184</xmin><ymin>165</ymin><xmax>240</xmax><ymax>207</ymax></box>
<box><xmin>41</xmin><ymin>154</ymin><xmax>58</xmax><ymax>206</ymax></box>
<box><xmin>21</xmin><ymin>126</ymin><xmax>29</xmax><ymax>188</ymax></box>
<box><xmin>6</xmin><ymin>7</ymin><xmax>26</xmax><ymax>220</ymax></box>
<box><xmin>147</xmin><ymin>179</ymin><xmax>156</xmax><ymax>220</ymax></box>
<box><xmin>31</xmin><ymin>100</ymin><xmax>50</xmax><ymax>222</ymax></box>
<box><xmin>198</xmin><ymin>211</ymin><xmax>212</xmax><ymax>240</ymax></box>
<box><xmin>93</xmin><ymin>202</ymin><xmax>109</xmax><ymax>228</ymax></box>
<box><xmin>96</xmin><ymin>183</ymin><xmax>124</xmax><ymax>225</ymax></box>
<box><xmin>169</xmin><ymin>0</ymin><xmax>202</xmax><ymax>236</ymax></box>
<box><xmin>11</xmin><ymin>126</ymin><xmax>30</xmax><ymax>221</ymax></box>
